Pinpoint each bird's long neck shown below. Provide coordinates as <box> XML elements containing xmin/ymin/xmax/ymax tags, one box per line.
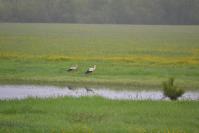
<box><xmin>93</xmin><ymin>65</ymin><xmax>96</xmax><ymax>70</ymax></box>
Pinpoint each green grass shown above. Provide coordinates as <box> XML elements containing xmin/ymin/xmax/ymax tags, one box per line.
<box><xmin>0</xmin><ymin>23</ymin><xmax>198</xmax><ymax>133</ymax></box>
<box><xmin>0</xmin><ymin>97</ymin><xmax>198</xmax><ymax>133</ymax></box>
<box><xmin>0</xmin><ymin>23</ymin><xmax>199</xmax><ymax>89</ymax></box>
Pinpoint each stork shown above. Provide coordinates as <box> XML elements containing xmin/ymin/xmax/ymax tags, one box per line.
<box><xmin>67</xmin><ymin>65</ymin><xmax>78</xmax><ymax>72</ymax></box>
<box><xmin>85</xmin><ymin>65</ymin><xmax>96</xmax><ymax>74</ymax></box>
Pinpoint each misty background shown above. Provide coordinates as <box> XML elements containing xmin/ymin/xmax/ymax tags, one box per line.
<box><xmin>0</xmin><ymin>0</ymin><xmax>199</xmax><ymax>24</ymax></box>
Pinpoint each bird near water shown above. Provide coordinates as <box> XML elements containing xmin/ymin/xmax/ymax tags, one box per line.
<box><xmin>67</xmin><ymin>65</ymin><xmax>78</xmax><ymax>72</ymax></box>
<box><xmin>85</xmin><ymin>65</ymin><xmax>96</xmax><ymax>74</ymax></box>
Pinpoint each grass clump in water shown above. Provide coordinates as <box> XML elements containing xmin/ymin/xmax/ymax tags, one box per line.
<box><xmin>163</xmin><ymin>77</ymin><xmax>184</xmax><ymax>100</ymax></box>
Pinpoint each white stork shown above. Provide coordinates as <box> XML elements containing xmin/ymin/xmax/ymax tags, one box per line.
<box><xmin>67</xmin><ymin>65</ymin><xmax>78</xmax><ymax>72</ymax></box>
<box><xmin>85</xmin><ymin>65</ymin><xmax>96</xmax><ymax>74</ymax></box>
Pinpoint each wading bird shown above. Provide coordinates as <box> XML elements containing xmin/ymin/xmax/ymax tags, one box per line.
<box><xmin>67</xmin><ymin>65</ymin><xmax>78</xmax><ymax>72</ymax></box>
<box><xmin>85</xmin><ymin>65</ymin><xmax>96</xmax><ymax>74</ymax></box>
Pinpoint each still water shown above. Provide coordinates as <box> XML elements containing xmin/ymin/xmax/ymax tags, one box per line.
<box><xmin>0</xmin><ymin>85</ymin><xmax>199</xmax><ymax>100</ymax></box>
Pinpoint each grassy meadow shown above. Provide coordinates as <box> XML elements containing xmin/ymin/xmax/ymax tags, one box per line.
<box><xmin>0</xmin><ymin>97</ymin><xmax>199</xmax><ymax>133</ymax></box>
<box><xmin>0</xmin><ymin>23</ymin><xmax>199</xmax><ymax>89</ymax></box>
<box><xmin>0</xmin><ymin>24</ymin><xmax>199</xmax><ymax>133</ymax></box>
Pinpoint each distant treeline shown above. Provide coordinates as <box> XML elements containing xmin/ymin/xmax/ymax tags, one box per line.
<box><xmin>0</xmin><ymin>0</ymin><xmax>199</xmax><ymax>24</ymax></box>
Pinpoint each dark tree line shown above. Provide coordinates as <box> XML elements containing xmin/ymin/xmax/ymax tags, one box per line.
<box><xmin>0</xmin><ymin>0</ymin><xmax>199</xmax><ymax>24</ymax></box>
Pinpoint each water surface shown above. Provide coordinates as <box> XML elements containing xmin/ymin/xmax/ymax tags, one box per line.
<box><xmin>0</xmin><ymin>85</ymin><xmax>198</xmax><ymax>100</ymax></box>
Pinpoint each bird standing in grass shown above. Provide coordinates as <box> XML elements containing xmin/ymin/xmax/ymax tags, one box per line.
<box><xmin>85</xmin><ymin>65</ymin><xmax>96</xmax><ymax>74</ymax></box>
<box><xmin>67</xmin><ymin>65</ymin><xmax>78</xmax><ymax>72</ymax></box>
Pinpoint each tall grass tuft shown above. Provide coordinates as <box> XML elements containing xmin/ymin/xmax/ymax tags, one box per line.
<box><xmin>163</xmin><ymin>77</ymin><xmax>184</xmax><ymax>100</ymax></box>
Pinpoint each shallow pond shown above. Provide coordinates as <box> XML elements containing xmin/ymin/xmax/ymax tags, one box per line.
<box><xmin>0</xmin><ymin>85</ymin><xmax>199</xmax><ymax>100</ymax></box>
